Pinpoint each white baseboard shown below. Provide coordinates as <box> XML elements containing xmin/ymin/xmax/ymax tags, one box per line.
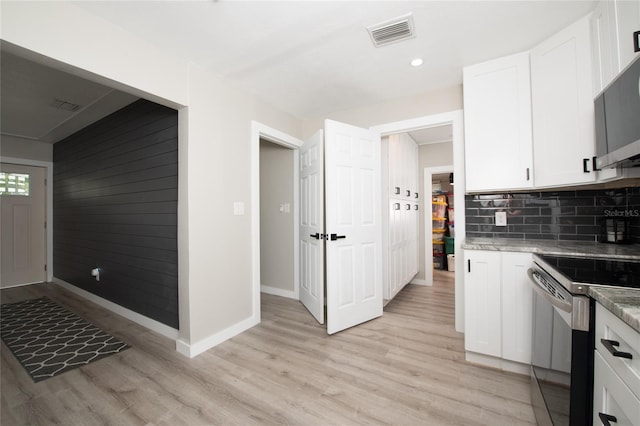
<box><xmin>176</xmin><ymin>314</ymin><xmax>260</xmax><ymax>358</ymax></box>
<box><xmin>52</xmin><ymin>277</ymin><xmax>179</xmax><ymax>340</ymax></box>
<box><xmin>260</xmin><ymin>285</ymin><xmax>297</xmax><ymax>299</ymax></box>
<box><xmin>410</xmin><ymin>278</ymin><xmax>431</xmax><ymax>286</ymax></box>
<box><xmin>465</xmin><ymin>351</ymin><xmax>530</xmax><ymax>376</ymax></box>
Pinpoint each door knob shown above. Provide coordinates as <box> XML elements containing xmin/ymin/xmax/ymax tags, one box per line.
<box><xmin>310</xmin><ymin>233</ymin><xmax>321</xmax><ymax>240</ymax></box>
<box><xmin>330</xmin><ymin>234</ymin><xmax>346</xmax><ymax>241</ymax></box>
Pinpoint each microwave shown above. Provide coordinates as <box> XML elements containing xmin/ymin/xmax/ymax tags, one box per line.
<box><xmin>595</xmin><ymin>55</ymin><xmax>640</xmax><ymax>169</ymax></box>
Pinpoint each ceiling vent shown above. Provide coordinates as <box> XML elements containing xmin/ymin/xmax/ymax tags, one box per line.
<box><xmin>367</xmin><ymin>13</ymin><xmax>415</xmax><ymax>48</ymax></box>
<box><xmin>50</xmin><ymin>98</ymin><xmax>81</xmax><ymax>112</ymax></box>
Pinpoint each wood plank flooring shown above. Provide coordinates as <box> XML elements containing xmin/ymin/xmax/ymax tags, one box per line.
<box><xmin>1</xmin><ymin>272</ymin><xmax>536</xmax><ymax>425</ymax></box>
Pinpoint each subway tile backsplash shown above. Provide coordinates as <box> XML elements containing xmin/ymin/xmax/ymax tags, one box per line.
<box><xmin>465</xmin><ymin>187</ymin><xmax>640</xmax><ymax>243</ymax></box>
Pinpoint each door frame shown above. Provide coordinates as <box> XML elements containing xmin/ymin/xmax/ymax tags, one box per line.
<box><xmin>0</xmin><ymin>157</ymin><xmax>53</xmax><ymax>283</ymax></box>
<box><xmin>369</xmin><ymin>110</ymin><xmax>466</xmax><ymax>333</ymax></box>
<box><xmin>424</xmin><ymin>165</ymin><xmax>454</xmax><ymax>286</ymax></box>
<box><xmin>250</xmin><ymin>121</ymin><xmax>303</xmax><ymax>323</ymax></box>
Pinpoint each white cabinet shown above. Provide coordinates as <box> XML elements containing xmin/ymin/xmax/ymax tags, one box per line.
<box><xmin>593</xmin><ymin>302</ymin><xmax>640</xmax><ymax>425</ymax></box>
<box><xmin>501</xmin><ymin>252</ymin><xmax>533</xmax><ymax>364</ymax></box>
<box><xmin>531</xmin><ymin>15</ymin><xmax>598</xmax><ymax>188</ymax></box>
<box><xmin>463</xmin><ymin>52</ymin><xmax>534</xmax><ymax>192</ymax></box>
<box><xmin>383</xmin><ymin>133</ymin><xmax>419</xmax><ymax>301</ymax></box>
<box><xmin>592</xmin><ymin>0</ymin><xmax>640</xmax><ymax>95</ymax></box>
<box><xmin>464</xmin><ymin>250</ymin><xmax>533</xmax><ymax>365</ymax></box>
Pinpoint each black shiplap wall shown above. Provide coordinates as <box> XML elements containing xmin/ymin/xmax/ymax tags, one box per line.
<box><xmin>465</xmin><ymin>187</ymin><xmax>640</xmax><ymax>243</ymax></box>
<box><xmin>53</xmin><ymin>99</ymin><xmax>178</xmax><ymax>328</ymax></box>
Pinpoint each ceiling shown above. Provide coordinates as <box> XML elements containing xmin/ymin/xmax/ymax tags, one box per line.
<box><xmin>1</xmin><ymin>1</ymin><xmax>597</xmax><ymax>144</ymax></box>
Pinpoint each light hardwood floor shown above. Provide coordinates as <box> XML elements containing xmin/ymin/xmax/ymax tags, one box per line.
<box><xmin>1</xmin><ymin>272</ymin><xmax>536</xmax><ymax>425</ymax></box>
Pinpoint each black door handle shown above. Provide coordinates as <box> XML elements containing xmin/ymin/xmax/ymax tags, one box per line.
<box><xmin>310</xmin><ymin>233</ymin><xmax>320</xmax><ymax>240</ymax></box>
<box><xmin>598</xmin><ymin>412</ymin><xmax>617</xmax><ymax>425</ymax></box>
<box><xmin>583</xmin><ymin>158</ymin><xmax>591</xmax><ymax>173</ymax></box>
<box><xmin>330</xmin><ymin>234</ymin><xmax>346</xmax><ymax>241</ymax></box>
<box><xmin>601</xmin><ymin>339</ymin><xmax>633</xmax><ymax>359</ymax></box>
<box><xmin>592</xmin><ymin>156</ymin><xmax>601</xmax><ymax>171</ymax></box>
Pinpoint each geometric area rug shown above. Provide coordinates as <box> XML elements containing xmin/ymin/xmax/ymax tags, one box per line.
<box><xmin>0</xmin><ymin>297</ymin><xmax>129</xmax><ymax>382</ymax></box>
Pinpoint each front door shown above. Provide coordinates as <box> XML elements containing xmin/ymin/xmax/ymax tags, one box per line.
<box><xmin>324</xmin><ymin>120</ymin><xmax>382</xmax><ymax>335</ymax></box>
<box><xmin>0</xmin><ymin>163</ymin><xmax>47</xmax><ymax>288</ymax></box>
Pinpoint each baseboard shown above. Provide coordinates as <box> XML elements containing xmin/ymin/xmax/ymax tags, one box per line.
<box><xmin>410</xmin><ymin>278</ymin><xmax>431</xmax><ymax>286</ymax></box>
<box><xmin>175</xmin><ymin>314</ymin><xmax>260</xmax><ymax>358</ymax></box>
<box><xmin>465</xmin><ymin>351</ymin><xmax>531</xmax><ymax>376</ymax></box>
<box><xmin>260</xmin><ymin>285</ymin><xmax>297</xmax><ymax>299</ymax></box>
<box><xmin>52</xmin><ymin>277</ymin><xmax>179</xmax><ymax>340</ymax></box>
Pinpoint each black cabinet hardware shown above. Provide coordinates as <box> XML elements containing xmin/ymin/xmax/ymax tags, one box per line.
<box><xmin>598</xmin><ymin>413</ymin><xmax>617</xmax><ymax>425</ymax></box>
<box><xmin>310</xmin><ymin>233</ymin><xmax>321</xmax><ymax>240</ymax></box>
<box><xmin>526</xmin><ymin>167</ymin><xmax>530</xmax><ymax>181</ymax></box>
<box><xmin>394</xmin><ymin>203</ymin><xmax>400</xmax><ymax>210</ymax></box>
<box><xmin>414</xmin><ymin>192</ymin><xmax>419</xmax><ymax>198</ymax></box>
<box><xmin>634</xmin><ymin>30</ymin><xmax>640</xmax><ymax>52</ymax></box>
<box><xmin>592</xmin><ymin>156</ymin><xmax>600</xmax><ymax>171</ymax></box>
<box><xmin>601</xmin><ymin>339</ymin><xmax>633</xmax><ymax>359</ymax></box>
<box><xmin>394</xmin><ymin>187</ymin><xmax>400</xmax><ymax>194</ymax></box>
<box><xmin>405</xmin><ymin>204</ymin><xmax>411</xmax><ymax>210</ymax></box>
<box><xmin>468</xmin><ymin>259</ymin><xmax>471</xmax><ymax>273</ymax></box>
<box><xmin>330</xmin><ymin>234</ymin><xmax>346</xmax><ymax>241</ymax></box>
<box><xmin>583</xmin><ymin>158</ymin><xmax>591</xmax><ymax>173</ymax></box>
<box><xmin>414</xmin><ymin>205</ymin><xmax>418</xmax><ymax>210</ymax></box>
<box><xmin>406</xmin><ymin>189</ymin><xmax>411</xmax><ymax>197</ymax></box>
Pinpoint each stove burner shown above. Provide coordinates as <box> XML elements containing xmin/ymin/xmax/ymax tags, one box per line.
<box><xmin>538</xmin><ymin>255</ymin><xmax>640</xmax><ymax>289</ymax></box>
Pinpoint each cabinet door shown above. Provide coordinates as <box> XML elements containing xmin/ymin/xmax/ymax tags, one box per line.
<box><xmin>463</xmin><ymin>52</ymin><xmax>534</xmax><ymax>192</ymax></box>
<box><xmin>591</xmin><ymin>0</ymin><xmax>618</xmax><ymax>94</ymax></box>
<box><xmin>593</xmin><ymin>351</ymin><xmax>640</xmax><ymax>426</ymax></box>
<box><xmin>464</xmin><ymin>250</ymin><xmax>502</xmax><ymax>357</ymax></box>
<box><xmin>531</xmin><ymin>15</ymin><xmax>598</xmax><ymax>187</ymax></box>
<box><xmin>501</xmin><ymin>252</ymin><xmax>533</xmax><ymax>364</ymax></box>
<box><xmin>613</xmin><ymin>0</ymin><xmax>640</xmax><ymax>72</ymax></box>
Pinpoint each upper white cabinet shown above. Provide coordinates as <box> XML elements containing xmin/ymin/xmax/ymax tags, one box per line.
<box><xmin>531</xmin><ymin>15</ymin><xmax>598</xmax><ymax>188</ymax></box>
<box><xmin>592</xmin><ymin>0</ymin><xmax>640</xmax><ymax>95</ymax></box>
<box><xmin>463</xmin><ymin>52</ymin><xmax>534</xmax><ymax>192</ymax></box>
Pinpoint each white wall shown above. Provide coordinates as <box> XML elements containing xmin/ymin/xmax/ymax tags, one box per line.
<box><xmin>0</xmin><ymin>135</ymin><xmax>53</xmax><ymax>162</ymax></box>
<box><xmin>259</xmin><ymin>140</ymin><xmax>294</xmax><ymax>294</ymax></box>
<box><xmin>302</xmin><ymin>85</ymin><xmax>463</xmax><ymax>137</ymax></box>
<box><xmin>416</xmin><ymin>142</ymin><xmax>454</xmax><ymax>281</ymax></box>
<box><xmin>2</xmin><ymin>1</ymin><xmax>302</xmax><ymax>356</ymax></box>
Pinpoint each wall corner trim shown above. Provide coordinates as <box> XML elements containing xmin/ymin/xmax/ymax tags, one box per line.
<box><xmin>175</xmin><ymin>315</ymin><xmax>260</xmax><ymax>358</ymax></box>
<box><xmin>260</xmin><ymin>285</ymin><xmax>298</xmax><ymax>300</ymax></box>
<box><xmin>52</xmin><ymin>277</ymin><xmax>179</xmax><ymax>340</ymax></box>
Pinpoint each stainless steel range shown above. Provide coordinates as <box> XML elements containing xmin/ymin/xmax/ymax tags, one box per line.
<box><xmin>528</xmin><ymin>254</ymin><xmax>640</xmax><ymax>426</ymax></box>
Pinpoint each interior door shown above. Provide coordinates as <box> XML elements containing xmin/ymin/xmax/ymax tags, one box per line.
<box><xmin>299</xmin><ymin>130</ymin><xmax>325</xmax><ymax>324</ymax></box>
<box><xmin>1</xmin><ymin>163</ymin><xmax>47</xmax><ymax>288</ymax></box>
<box><xmin>324</xmin><ymin>119</ymin><xmax>382</xmax><ymax>334</ymax></box>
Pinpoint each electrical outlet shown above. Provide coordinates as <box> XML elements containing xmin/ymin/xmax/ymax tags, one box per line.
<box><xmin>495</xmin><ymin>211</ymin><xmax>507</xmax><ymax>227</ymax></box>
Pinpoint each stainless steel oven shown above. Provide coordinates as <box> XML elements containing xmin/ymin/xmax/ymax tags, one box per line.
<box><xmin>528</xmin><ymin>254</ymin><xmax>640</xmax><ymax>426</ymax></box>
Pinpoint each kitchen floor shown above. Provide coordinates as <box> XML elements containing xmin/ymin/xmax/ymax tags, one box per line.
<box><xmin>1</xmin><ymin>277</ymin><xmax>536</xmax><ymax>425</ymax></box>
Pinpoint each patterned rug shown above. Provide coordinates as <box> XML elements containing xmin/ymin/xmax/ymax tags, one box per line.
<box><xmin>0</xmin><ymin>297</ymin><xmax>129</xmax><ymax>382</ymax></box>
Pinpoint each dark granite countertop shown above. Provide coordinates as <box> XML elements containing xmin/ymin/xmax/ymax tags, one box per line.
<box><xmin>589</xmin><ymin>287</ymin><xmax>640</xmax><ymax>333</ymax></box>
<box><xmin>462</xmin><ymin>237</ymin><xmax>640</xmax><ymax>260</ymax></box>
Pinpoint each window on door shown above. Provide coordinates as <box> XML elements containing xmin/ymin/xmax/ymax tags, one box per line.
<box><xmin>0</xmin><ymin>172</ymin><xmax>30</xmax><ymax>196</ymax></box>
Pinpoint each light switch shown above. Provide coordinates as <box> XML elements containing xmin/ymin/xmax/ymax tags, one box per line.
<box><xmin>233</xmin><ymin>202</ymin><xmax>245</xmax><ymax>216</ymax></box>
<box><xmin>279</xmin><ymin>204</ymin><xmax>285</xmax><ymax>212</ymax></box>
<box><xmin>284</xmin><ymin>203</ymin><xmax>290</xmax><ymax>213</ymax></box>
<box><xmin>495</xmin><ymin>211</ymin><xmax>507</xmax><ymax>227</ymax></box>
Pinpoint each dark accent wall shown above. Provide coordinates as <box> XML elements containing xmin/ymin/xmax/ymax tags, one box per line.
<box><xmin>465</xmin><ymin>187</ymin><xmax>640</xmax><ymax>243</ymax></box>
<box><xmin>53</xmin><ymin>99</ymin><xmax>178</xmax><ymax>328</ymax></box>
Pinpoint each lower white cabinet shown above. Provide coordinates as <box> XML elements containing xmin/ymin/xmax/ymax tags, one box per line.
<box><xmin>464</xmin><ymin>249</ymin><xmax>533</xmax><ymax>365</ymax></box>
<box><xmin>593</xmin><ymin>302</ymin><xmax>640</xmax><ymax>425</ymax></box>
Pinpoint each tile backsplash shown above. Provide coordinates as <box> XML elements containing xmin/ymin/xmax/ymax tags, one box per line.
<box><xmin>465</xmin><ymin>187</ymin><xmax>640</xmax><ymax>243</ymax></box>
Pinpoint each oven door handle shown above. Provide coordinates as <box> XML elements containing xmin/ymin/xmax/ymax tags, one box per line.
<box><xmin>527</xmin><ymin>268</ymin><xmax>572</xmax><ymax>313</ymax></box>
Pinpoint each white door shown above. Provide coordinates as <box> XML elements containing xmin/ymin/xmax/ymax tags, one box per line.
<box><xmin>1</xmin><ymin>163</ymin><xmax>46</xmax><ymax>288</ymax></box>
<box><xmin>299</xmin><ymin>130</ymin><xmax>325</xmax><ymax>324</ymax></box>
<box><xmin>324</xmin><ymin>119</ymin><xmax>382</xmax><ymax>335</ymax></box>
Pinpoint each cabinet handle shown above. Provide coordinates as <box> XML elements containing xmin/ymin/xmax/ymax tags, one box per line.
<box><xmin>583</xmin><ymin>158</ymin><xmax>591</xmax><ymax>173</ymax></box>
<box><xmin>634</xmin><ymin>30</ymin><xmax>640</xmax><ymax>52</ymax></box>
<box><xmin>395</xmin><ymin>187</ymin><xmax>400</xmax><ymax>195</ymax></box>
<box><xmin>600</xmin><ymin>339</ymin><xmax>633</xmax><ymax>359</ymax></box>
<box><xmin>414</xmin><ymin>205</ymin><xmax>418</xmax><ymax>210</ymax></box>
<box><xmin>467</xmin><ymin>259</ymin><xmax>471</xmax><ymax>273</ymax></box>
<box><xmin>405</xmin><ymin>204</ymin><xmax>411</xmax><ymax>210</ymax></box>
<box><xmin>526</xmin><ymin>167</ymin><xmax>530</xmax><ymax>181</ymax></box>
<box><xmin>406</xmin><ymin>190</ymin><xmax>411</xmax><ymax>197</ymax></box>
<box><xmin>592</xmin><ymin>156</ymin><xmax>600</xmax><ymax>172</ymax></box>
<box><xmin>598</xmin><ymin>413</ymin><xmax>617</xmax><ymax>425</ymax></box>
<box><xmin>394</xmin><ymin>203</ymin><xmax>400</xmax><ymax>210</ymax></box>
<box><xmin>414</xmin><ymin>192</ymin><xmax>419</xmax><ymax>199</ymax></box>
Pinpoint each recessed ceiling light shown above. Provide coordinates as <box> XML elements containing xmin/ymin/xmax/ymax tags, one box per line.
<box><xmin>411</xmin><ymin>58</ymin><xmax>423</xmax><ymax>67</ymax></box>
